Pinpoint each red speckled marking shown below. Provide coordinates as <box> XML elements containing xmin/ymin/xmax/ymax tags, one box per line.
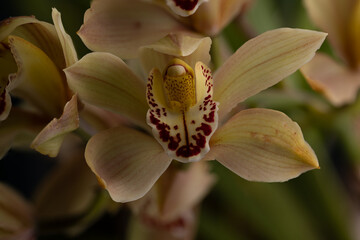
<box><xmin>173</xmin><ymin>0</ymin><xmax>199</xmax><ymax>11</ymax></box>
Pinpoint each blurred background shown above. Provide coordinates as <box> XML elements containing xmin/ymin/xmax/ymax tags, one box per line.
<box><xmin>1</xmin><ymin>0</ymin><xmax>359</xmax><ymax>239</ymax></box>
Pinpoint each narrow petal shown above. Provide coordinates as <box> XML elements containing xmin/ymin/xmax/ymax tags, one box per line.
<box><xmin>0</xmin><ymin>183</ymin><xmax>34</xmax><ymax>240</ymax></box>
<box><xmin>31</xmin><ymin>95</ymin><xmax>79</xmax><ymax>157</ymax></box>
<box><xmin>303</xmin><ymin>0</ymin><xmax>355</xmax><ymax>64</ymax></box>
<box><xmin>78</xmin><ymin>0</ymin><xmax>185</xmax><ymax>59</ymax></box>
<box><xmin>65</xmin><ymin>52</ymin><xmax>149</xmax><ymax>129</ymax></box>
<box><xmin>161</xmin><ymin>161</ymin><xmax>215</xmax><ymax>222</ymax></box>
<box><xmin>146</xmin><ymin>61</ymin><xmax>218</xmax><ymax>162</ymax></box>
<box><xmin>213</xmin><ymin>28</ymin><xmax>326</xmax><ymax>121</ymax></box>
<box><xmin>52</xmin><ymin>8</ymin><xmax>78</xmax><ymax>67</ymax></box>
<box><xmin>210</xmin><ymin>108</ymin><xmax>319</xmax><ymax>182</ymax></box>
<box><xmin>140</xmin><ymin>33</ymin><xmax>211</xmax><ymax>74</ymax></box>
<box><xmin>301</xmin><ymin>53</ymin><xmax>360</xmax><ymax>106</ymax></box>
<box><xmin>85</xmin><ymin>126</ymin><xmax>172</xmax><ymax>202</ymax></box>
<box><xmin>166</xmin><ymin>0</ymin><xmax>207</xmax><ymax>17</ymax></box>
<box><xmin>9</xmin><ymin>35</ymin><xmax>67</xmax><ymax>117</ymax></box>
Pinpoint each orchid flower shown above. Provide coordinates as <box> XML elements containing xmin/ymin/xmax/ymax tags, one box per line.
<box><xmin>65</xmin><ymin>29</ymin><xmax>325</xmax><ymax>203</ymax></box>
<box><xmin>0</xmin><ymin>8</ymin><xmax>79</xmax><ymax>158</ymax></box>
<box><xmin>0</xmin><ymin>182</ymin><xmax>35</xmax><ymax>240</ymax></box>
<box><xmin>77</xmin><ymin>0</ymin><xmax>252</xmax><ymax>59</ymax></box>
<box><xmin>301</xmin><ymin>0</ymin><xmax>360</xmax><ymax>106</ymax></box>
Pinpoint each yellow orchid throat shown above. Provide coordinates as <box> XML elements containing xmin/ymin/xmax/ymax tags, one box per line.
<box><xmin>164</xmin><ymin>60</ymin><xmax>196</xmax><ymax>111</ymax></box>
<box><xmin>146</xmin><ymin>58</ymin><xmax>219</xmax><ymax>163</ymax></box>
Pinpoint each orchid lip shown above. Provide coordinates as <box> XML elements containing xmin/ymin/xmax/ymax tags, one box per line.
<box><xmin>146</xmin><ymin>59</ymin><xmax>218</xmax><ymax>162</ymax></box>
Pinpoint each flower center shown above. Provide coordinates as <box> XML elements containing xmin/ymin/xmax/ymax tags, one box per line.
<box><xmin>163</xmin><ymin>60</ymin><xmax>196</xmax><ymax>111</ymax></box>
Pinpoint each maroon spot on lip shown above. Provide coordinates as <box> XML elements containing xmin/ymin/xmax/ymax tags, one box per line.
<box><xmin>196</xmin><ymin>123</ymin><xmax>212</xmax><ymax>136</ymax></box>
<box><xmin>173</xmin><ymin>0</ymin><xmax>199</xmax><ymax>11</ymax></box>
<box><xmin>203</xmin><ymin>111</ymin><xmax>215</xmax><ymax>123</ymax></box>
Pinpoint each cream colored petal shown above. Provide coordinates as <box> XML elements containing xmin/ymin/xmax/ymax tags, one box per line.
<box><xmin>9</xmin><ymin>35</ymin><xmax>67</xmax><ymax>117</ymax></box>
<box><xmin>214</xmin><ymin>28</ymin><xmax>326</xmax><ymax>121</ymax></box>
<box><xmin>191</xmin><ymin>0</ymin><xmax>250</xmax><ymax>36</ymax></box>
<box><xmin>303</xmin><ymin>0</ymin><xmax>354</xmax><ymax>64</ymax></box>
<box><xmin>349</xmin><ymin>0</ymin><xmax>360</xmax><ymax>66</ymax></box>
<box><xmin>0</xmin><ymin>109</ymin><xmax>46</xmax><ymax>159</ymax></box>
<box><xmin>78</xmin><ymin>0</ymin><xmax>185</xmax><ymax>59</ymax></box>
<box><xmin>161</xmin><ymin>161</ymin><xmax>215</xmax><ymax>222</ymax></box>
<box><xmin>146</xmin><ymin>61</ymin><xmax>218</xmax><ymax>162</ymax></box>
<box><xmin>301</xmin><ymin>53</ymin><xmax>360</xmax><ymax>106</ymax></box>
<box><xmin>31</xmin><ymin>95</ymin><xmax>79</xmax><ymax>157</ymax></box>
<box><xmin>210</xmin><ymin>108</ymin><xmax>319</xmax><ymax>182</ymax></box>
<box><xmin>65</xmin><ymin>52</ymin><xmax>149</xmax><ymax>129</ymax></box>
<box><xmin>3</xmin><ymin>17</ymin><xmax>66</xmax><ymax>69</ymax></box>
<box><xmin>85</xmin><ymin>126</ymin><xmax>172</xmax><ymax>202</ymax></box>
<box><xmin>166</xmin><ymin>0</ymin><xmax>207</xmax><ymax>17</ymax></box>
<box><xmin>0</xmin><ymin>16</ymin><xmax>39</xmax><ymax>41</ymax></box>
<box><xmin>140</xmin><ymin>33</ymin><xmax>211</xmax><ymax>74</ymax></box>
<box><xmin>52</xmin><ymin>8</ymin><xmax>78</xmax><ymax>67</ymax></box>
<box><xmin>0</xmin><ymin>183</ymin><xmax>34</xmax><ymax>240</ymax></box>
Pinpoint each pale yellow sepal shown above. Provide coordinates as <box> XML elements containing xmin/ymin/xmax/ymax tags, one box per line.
<box><xmin>8</xmin><ymin>35</ymin><xmax>67</xmax><ymax>117</ymax></box>
<box><xmin>140</xmin><ymin>33</ymin><xmax>211</xmax><ymax>74</ymax></box>
<box><xmin>0</xmin><ymin>16</ymin><xmax>39</xmax><ymax>41</ymax></box>
<box><xmin>31</xmin><ymin>95</ymin><xmax>80</xmax><ymax>157</ymax></box>
<box><xmin>78</xmin><ymin>0</ymin><xmax>185</xmax><ymax>59</ymax></box>
<box><xmin>213</xmin><ymin>28</ymin><xmax>327</xmax><ymax>121</ymax></box>
<box><xmin>210</xmin><ymin>108</ymin><xmax>319</xmax><ymax>182</ymax></box>
<box><xmin>52</xmin><ymin>8</ymin><xmax>78</xmax><ymax>67</ymax></box>
<box><xmin>65</xmin><ymin>52</ymin><xmax>149</xmax><ymax>129</ymax></box>
<box><xmin>301</xmin><ymin>53</ymin><xmax>360</xmax><ymax>106</ymax></box>
<box><xmin>85</xmin><ymin>126</ymin><xmax>172</xmax><ymax>203</ymax></box>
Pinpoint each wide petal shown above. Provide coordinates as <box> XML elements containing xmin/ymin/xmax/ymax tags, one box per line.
<box><xmin>85</xmin><ymin>126</ymin><xmax>172</xmax><ymax>202</ymax></box>
<box><xmin>210</xmin><ymin>108</ymin><xmax>319</xmax><ymax>182</ymax></box>
<box><xmin>0</xmin><ymin>183</ymin><xmax>34</xmax><ymax>240</ymax></box>
<box><xmin>213</xmin><ymin>28</ymin><xmax>326</xmax><ymax>121</ymax></box>
<box><xmin>52</xmin><ymin>8</ymin><xmax>78</xmax><ymax>67</ymax></box>
<box><xmin>65</xmin><ymin>52</ymin><xmax>149</xmax><ymax>129</ymax></box>
<box><xmin>146</xmin><ymin>62</ymin><xmax>218</xmax><ymax>162</ymax></box>
<box><xmin>9</xmin><ymin>35</ymin><xmax>67</xmax><ymax>117</ymax></box>
<box><xmin>301</xmin><ymin>53</ymin><xmax>360</xmax><ymax>106</ymax></box>
<box><xmin>78</xmin><ymin>0</ymin><xmax>185</xmax><ymax>59</ymax></box>
<box><xmin>31</xmin><ymin>95</ymin><xmax>79</xmax><ymax>157</ymax></box>
<box><xmin>1</xmin><ymin>16</ymin><xmax>66</xmax><ymax>69</ymax></box>
<box><xmin>139</xmin><ymin>33</ymin><xmax>211</xmax><ymax>74</ymax></box>
<box><xmin>165</xmin><ymin>0</ymin><xmax>207</xmax><ymax>17</ymax></box>
<box><xmin>303</xmin><ymin>0</ymin><xmax>355</xmax><ymax>64</ymax></box>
